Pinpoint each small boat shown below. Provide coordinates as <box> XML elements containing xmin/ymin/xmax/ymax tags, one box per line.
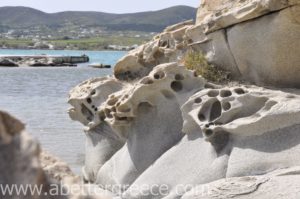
<box><xmin>88</xmin><ymin>63</ymin><xmax>111</xmax><ymax>69</ymax></box>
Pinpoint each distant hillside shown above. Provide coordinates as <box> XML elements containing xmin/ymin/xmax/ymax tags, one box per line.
<box><xmin>0</xmin><ymin>6</ymin><xmax>196</xmax><ymax>32</ymax></box>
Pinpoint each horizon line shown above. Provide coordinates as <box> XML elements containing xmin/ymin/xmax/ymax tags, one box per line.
<box><xmin>0</xmin><ymin>5</ymin><xmax>197</xmax><ymax>15</ymax></box>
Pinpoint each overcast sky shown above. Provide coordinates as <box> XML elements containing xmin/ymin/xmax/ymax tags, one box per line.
<box><xmin>0</xmin><ymin>0</ymin><xmax>200</xmax><ymax>13</ymax></box>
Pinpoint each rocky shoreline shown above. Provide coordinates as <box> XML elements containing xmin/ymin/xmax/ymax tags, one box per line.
<box><xmin>0</xmin><ymin>0</ymin><xmax>300</xmax><ymax>199</ymax></box>
<box><xmin>0</xmin><ymin>55</ymin><xmax>89</xmax><ymax>67</ymax></box>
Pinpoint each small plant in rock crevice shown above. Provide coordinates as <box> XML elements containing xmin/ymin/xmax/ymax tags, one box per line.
<box><xmin>183</xmin><ymin>50</ymin><xmax>230</xmax><ymax>83</ymax></box>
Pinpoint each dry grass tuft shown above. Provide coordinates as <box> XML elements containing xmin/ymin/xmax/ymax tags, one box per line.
<box><xmin>183</xmin><ymin>50</ymin><xmax>230</xmax><ymax>83</ymax></box>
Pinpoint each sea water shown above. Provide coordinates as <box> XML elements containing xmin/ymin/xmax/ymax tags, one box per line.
<box><xmin>0</xmin><ymin>49</ymin><xmax>126</xmax><ymax>173</ymax></box>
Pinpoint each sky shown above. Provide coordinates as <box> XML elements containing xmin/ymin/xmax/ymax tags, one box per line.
<box><xmin>0</xmin><ymin>0</ymin><xmax>200</xmax><ymax>13</ymax></box>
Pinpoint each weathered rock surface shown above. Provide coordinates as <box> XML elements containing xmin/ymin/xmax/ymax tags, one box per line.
<box><xmin>113</xmin><ymin>0</ymin><xmax>300</xmax><ymax>88</ymax></box>
<box><xmin>0</xmin><ymin>111</ymin><xmax>68</xmax><ymax>199</ymax></box>
<box><xmin>0</xmin><ymin>55</ymin><xmax>89</xmax><ymax>67</ymax></box>
<box><xmin>114</xmin><ymin>20</ymin><xmax>194</xmax><ymax>81</ymax></box>
<box><xmin>181</xmin><ymin>167</ymin><xmax>300</xmax><ymax>199</ymax></box>
<box><xmin>69</xmin><ymin>63</ymin><xmax>207</xmax><ymax>193</ymax></box>
<box><xmin>195</xmin><ymin>0</ymin><xmax>299</xmax><ymax>33</ymax></box>
<box><xmin>226</xmin><ymin>6</ymin><xmax>300</xmax><ymax>87</ymax></box>
<box><xmin>96</xmin><ymin>63</ymin><xmax>206</xmax><ymax>193</ymax></box>
<box><xmin>189</xmin><ymin>0</ymin><xmax>300</xmax><ymax>87</ymax></box>
<box><xmin>66</xmin><ymin>1</ymin><xmax>300</xmax><ymax>198</ymax></box>
<box><xmin>0</xmin><ymin>58</ymin><xmax>19</xmax><ymax>67</ymax></box>
<box><xmin>120</xmin><ymin>85</ymin><xmax>300</xmax><ymax>199</ymax></box>
<box><xmin>69</xmin><ymin>60</ymin><xmax>300</xmax><ymax>199</ymax></box>
<box><xmin>68</xmin><ymin>77</ymin><xmax>126</xmax><ymax>183</ymax></box>
<box><xmin>0</xmin><ymin>110</ymin><xmax>111</xmax><ymax>199</ymax></box>
<box><xmin>40</xmin><ymin>150</ymin><xmax>81</xmax><ymax>185</ymax></box>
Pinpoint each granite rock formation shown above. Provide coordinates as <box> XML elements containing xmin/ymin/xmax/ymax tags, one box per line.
<box><xmin>69</xmin><ymin>63</ymin><xmax>300</xmax><ymax>198</ymax></box>
<box><xmin>114</xmin><ymin>20</ymin><xmax>194</xmax><ymax>81</ymax></box>
<box><xmin>113</xmin><ymin>0</ymin><xmax>300</xmax><ymax>88</ymax></box>
<box><xmin>66</xmin><ymin>0</ymin><xmax>300</xmax><ymax>198</ymax></box>
<box><xmin>190</xmin><ymin>0</ymin><xmax>300</xmax><ymax>87</ymax></box>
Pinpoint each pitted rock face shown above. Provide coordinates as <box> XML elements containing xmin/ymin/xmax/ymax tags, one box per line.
<box><xmin>68</xmin><ymin>77</ymin><xmax>127</xmax><ymax>183</ymax></box>
<box><xmin>68</xmin><ymin>76</ymin><xmax>125</xmax><ymax>129</ymax></box>
<box><xmin>104</xmin><ymin>62</ymin><xmax>206</xmax><ymax>134</ymax></box>
<box><xmin>114</xmin><ymin>20</ymin><xmax>194</xmax><ymax>81</ymax></box>
<box><xmin>185</xmin><ymin>86</ymin><xmax>300</xmax><ymax>141</ymax></box>
<box><xmin>95</xmin><ymin>63</ymin><xmax>207</xmax><ymax>191</ymax></box>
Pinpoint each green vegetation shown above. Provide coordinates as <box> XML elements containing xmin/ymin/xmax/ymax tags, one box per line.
<box><xmin>184</xmin><ymin>50</ymin><xmax>230</xmax><ymax>83</ymax></box>
<box><xmin>49</xmin><ymin>36</ymin><xmax>147</xmax><ymax>50</ymax></box>
<box><xmin>0</xmin><ymin>39</ymin><xmax>34</xmax><ymax>49</ymax></box>
<box><xmin>0</xmin><ymin>36</ymin><xmax>149</xmax><ymax>50</ymax></box>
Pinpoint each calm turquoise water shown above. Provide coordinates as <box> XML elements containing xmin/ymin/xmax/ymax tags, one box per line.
<box><xmin>0</xmin><ymin>49</ymin><xmax>126</xmax><ymax>173</ymax></box>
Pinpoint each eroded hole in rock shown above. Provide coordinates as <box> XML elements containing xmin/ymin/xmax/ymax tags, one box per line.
<box><xmin>194</xmin><ymin>97</ymin><xmax>202</xmax><ymax>104</ymax></box>
<box><xmin>205</xmin><ymin>122</ymin><xmax>214</xmax><ymax>128</ymax></box>
<box><xmin>153</xmin><ymin>50</ymin><xmax>164</xmax><ymax>59</ymax></box>
<box><xmin>198</xmin><ymin>113</ymin><xmax>206</xmax><ymax>122</ymax></box>
<box><xmin>171</xmin><ymin>81</ymin><xmax>183</xmax><ymax>92</ymax></box>
<box><xmin>209</xmin><ymin>101</ymin><xmax>222</xmax><ymax>121</ymax></box>
<box><xmin>107</xmin><ymin>98</ymin><xmax>118</xmax><ymax>106</ymax></box>
<box><xmin>111</xmin><ymin>107</ymin><xmax>116</xmax><ymax>112</ymax></box>
<box><xmin>215</xmin><ymin>11</ymin><xmax>222</xmax><ymax>17</ymax></box>
<box><xmin>141</xmin><ymin>77</ymin><xmax>154</xmax><ymax>85</ymax></box>
<box><xmin>175</xmin><ymin>74</ymin><xmax>184</xmax><ymax>81</ymax></box>
<box><xmin>222</xmin><ymin>102</ymin><xmax>231</xmax><ymax>111</ymax></box>
<box><xmin>99</xmin><ymin>111</ymin><xmax>106</xmax><ymax>121</ymax></box>
<box><xmin>204</xmin><ymin>129</ymin><xmax>213</xmax><ymax>137</ymax></box>
<box><xmin>104</xmin><ymin>108</ymin><xmax>113</xmax><ymax>119</ymax></box>
<box><xmin>153</xmin><ymin>71</ymin><xmax>165</xmax><ymax>80</ymax></box>
<box><xmin>207</xmin><ymin>90</ymin><xmax>219</xmax><ymax>97</ymax></box>
<box><xmin>160</xmin><ymin>41</ymin><xmax>168</xmax><ymax>47</ymax></box>
<box><xmin>94</xmin><ymin>107</ymin><xmax>98</xmax><ymax>112</ymax></box>
<box><xmin>220</xmin><ymin>90</ymin><xmax>232</xmax><ymax>97</ymax></box>
<box><xmin>117</xmin><ymin>104</ymin><xmax>131</xmax><ymax>113</ymax></box>
<box><xmin>81</xmin><ymin>104</ymin><xmax>94</xmax><ymax>122</ymax></box>
<box><xmin>193</xmin><ymin>71</ymin><xmax>198</xmax><ymax>77</ymax></box>
<box><xmin>161</xmin><ymin>90</ymin><xmax>175</xmax><ymax>99</ymax></box>
<box><xmin>234</xmin><ymin>88</ymin><xmax>245</xmax><ymax>95</ymax></box>
<box><xmin>91</xmin><ymin>90</ymin><xmax>96</xmax><ymax>96</ymax></box>
<box><xmin>87</xmin><ymin>98</ymin><xmax>92</xmax><ymax>104</ymax></box>
<box><xmin>138</xmin><ymin>102</ymin><xmax>153</xmax><ymax>114</ymax></box>
<box><xmin>115</xmin><ymin>116</ymin><xmax>128</xmax><ymax>121</ymax></box>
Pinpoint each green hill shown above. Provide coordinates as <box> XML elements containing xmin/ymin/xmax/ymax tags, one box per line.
<box><xmin>0</xmin><ymin>6</ymin><xmax>196</xmax><ymax>32</ymax></box>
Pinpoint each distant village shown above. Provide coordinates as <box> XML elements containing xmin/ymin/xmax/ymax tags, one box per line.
<box><xmin>0</xmin><ymin>25</ymin><xmax>155</xmax><ymax>50</ymax></box>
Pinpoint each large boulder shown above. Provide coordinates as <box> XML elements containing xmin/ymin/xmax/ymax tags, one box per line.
<box><xmin>195</xmin><ymin>0</ymin><xmax>298</xmax><ymax>33</ymax></box>
<box><xmin>96</xmin><ymin>63</ymin><xmax>206</xmax><ymax>193</ymax></box>
<box><xmin>121</xmin><ymin>85</ymin><xmax>300</xmax><ymax>199</ymax></box>
<box><xmin>227</xmin><ymin>6</ymin><xmax>300</xmax><ymax>87</ymax></box>
<box><xmin>114</xmin><ymin>20</ymin><xmax>194</xmax><ymax>81</ymax></box>
<box><xmin>69</xmin><ymin>58</ymin><xmax>300</xmax><ymax>199</ymax></box>
<box><xmin>190</xmin><ymin>0</ymin><xmax>300</xmax><ymax>88</ymax></box>
<box><xmin>0</xmin><ymin>110</ymin><xmax>108</xmax><ymax>199</ymax></box>
<box><xmin>0</xmin><ymin>111</ymin><xmax>69</xmax><ymax>199</ymax></box>
<box><xmin>68</xmin><ymin>77</ymin><xmax>126</xmax><ymax>183</ymax></box>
